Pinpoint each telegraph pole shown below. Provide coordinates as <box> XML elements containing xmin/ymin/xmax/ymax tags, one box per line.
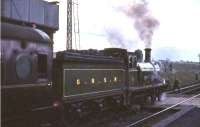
<box><xmin>67</xmin><ymin>0</ymin><xmax>80</xmax><ymax>50</ymax></box>
<box><xmin>67</xmin><ymin>0</ymin><xmax>72</xmax><ymax>50</ymax></box>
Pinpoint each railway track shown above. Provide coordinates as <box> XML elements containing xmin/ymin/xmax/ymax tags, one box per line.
<box><xmin>126</xmin><ymin>93</ymin><xmax>200</xmax><ymax>127</ymax></box>
<box><xmin>166</xmin><ymin>81</ymin><xmax>200</xmax><ymax>95</ymax></box>
<box><xmin>65</xmin><ymin>83</ymin><xmax>200</xmax><ymax>127</ymax></box>
<box><xmin>63</xmin><ymin>82</ymin><xmax>200</xmax><ymax>127</ymax></box>
<box><xmin>70</xmin><ymin>92</ymin><xmax>200</xmax><ymax>127</ymax></box>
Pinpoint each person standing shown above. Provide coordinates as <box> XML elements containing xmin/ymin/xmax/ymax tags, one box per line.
<box><xmin>173</xmin><ymin>78</ymin><xmax>180</xmax><ymax>92</ymax></box>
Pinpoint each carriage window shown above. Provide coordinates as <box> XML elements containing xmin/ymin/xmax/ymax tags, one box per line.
<box><xmin>38</xmin><ymin>54</ymin><xmax>47</xmax><ymax>78</ymax></box>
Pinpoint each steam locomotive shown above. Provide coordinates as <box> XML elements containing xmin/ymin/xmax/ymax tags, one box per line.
<box><xmin>1</xmin><ymin>22</ymin><xmax>167</xmax><ymax>126</ymax></box>
<box><xmin>53</xmin><ymin>48</ymin><xmax>167</xmax><ymax>119</ymax></box>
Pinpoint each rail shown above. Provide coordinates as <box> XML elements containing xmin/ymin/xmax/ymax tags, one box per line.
<box><xmin>166</xmin><ymin>82</ymin><xmax>200</xmax><ymax>94</ymax></box>
<box><xmin>126</xmin><ymin>93</ymin><xmax>200</xmax><ymax>127</ymax></box>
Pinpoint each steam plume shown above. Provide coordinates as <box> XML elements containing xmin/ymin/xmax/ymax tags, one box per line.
<box><xmin>125</xmin><ymin>0</ymin><xmax>159</xmax><ymax>48</ymax></box>
<box><xmin>105</xmin><ymin>28</ymin><xmax>126</xmax><ymax>48</ymax></box>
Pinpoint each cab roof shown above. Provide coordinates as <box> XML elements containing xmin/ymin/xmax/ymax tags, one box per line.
<box><xmin>1</xmin><ymin>22</ymin><xmax>51</xmax><ymax>43</ymax></box>
<box><xmin>137</xmin><ymin>63</ymin><xmax>154</xmax><ymax>71</ymax></box>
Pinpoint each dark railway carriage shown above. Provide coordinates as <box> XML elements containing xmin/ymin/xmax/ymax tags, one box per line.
<box><xmin>53</xmin><ymin>49</ymin><xmax>127</xmax><ymax>114</ymax></box>
<box><xmin>1</xmin><ymin>23</ymin><xmax>63</xmax><ymax>127</ymax></box>
<box><xmin>1</xmin><ymin>23</ymin><xmax>52</xmax><ymax>85</ymax></box>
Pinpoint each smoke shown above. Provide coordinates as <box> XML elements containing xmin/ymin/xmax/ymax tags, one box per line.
<box><xmin>104</xmin><ymin>0</ymin><xmax>158</xmax><ymax>49</ymax></box>
<box><xmin>124</xmin><ymin>0</ymin><xmax>159</xmax><ymax>48</ymax></box>
<box><xmin>105</xmin><ymin>28</ymin><xmax>126</xmax><ymax>48</ymax></box>
<box><xmin>105</xmin><ymin>27</ymin><xmax>139</xmax><ymax>50</ymax></box>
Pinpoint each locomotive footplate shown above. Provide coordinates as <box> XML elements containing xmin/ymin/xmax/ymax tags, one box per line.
<box><xmin>129</xmin><ymin>83</ymin><xmax>166</xmax><ymax>92</ymax></box>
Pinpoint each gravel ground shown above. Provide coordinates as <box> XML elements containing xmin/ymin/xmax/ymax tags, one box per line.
<box><xmin>66</xmin><ymin>106</ymin><xmax>177</xmax><ymax>127</ymax></box>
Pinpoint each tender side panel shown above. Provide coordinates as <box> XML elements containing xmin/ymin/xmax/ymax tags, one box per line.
<box><xmin>53</xmin><ymin>51</ymin><xmax>127</xmax><ymax>103</ymax></box>
<box><xmin>62</xmin><ymin>63</ymin><xmax>125</xmax><ymax>102</ymax></box>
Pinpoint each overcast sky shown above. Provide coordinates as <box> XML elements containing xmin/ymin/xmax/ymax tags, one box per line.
<box><xmin>47</xmin><ymin>0</ymin><xmax>200</xmax><ymax>62</ymax></box>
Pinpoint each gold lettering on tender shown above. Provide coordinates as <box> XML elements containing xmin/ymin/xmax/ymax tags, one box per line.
<box><xmin>91</xmin><ymin>78</ymin><xmax>95</xmax><ymax>84</ymax></box>
<box><xmin>76</xmin><ymin>79</ymin><xmax>80</xmax><ymax>86</ymax></box>
<box><xmin>104</xmin><ymin>77</ymin><xmax>107</xmax><ymax>83</ymax></box>
<box><xmin>114</xmin><ymin>76</ymin><xmax>117</xmax><ymax>82</ymax></box>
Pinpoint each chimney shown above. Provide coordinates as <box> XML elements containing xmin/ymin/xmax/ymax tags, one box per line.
<box><xmin>144</xmin><ymin>48</ymin><xmax>151</xmax><ymax>62</ymax></box>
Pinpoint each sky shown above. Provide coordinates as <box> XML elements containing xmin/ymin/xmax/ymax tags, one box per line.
<box><xmin>47</xmin><ymin>0</ymin><xmax>200</xmax><ymax>62</ymax></box>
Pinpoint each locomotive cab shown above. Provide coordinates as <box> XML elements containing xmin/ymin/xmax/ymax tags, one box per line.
<box><xmin>137</xmin><ymin>62</ymin><xmax>157</xmax><ymax>85</ymax></box>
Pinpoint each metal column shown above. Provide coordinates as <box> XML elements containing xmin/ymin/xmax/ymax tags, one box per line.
<box><xmin>67</xmin><ymin>0</ymin><xmax>80</xmax><ymax>50</ymax></box>
<box><xmin>67</xmin><ymin>0</ymin><xmax>72</xmax><ymax>50</ymax></box>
